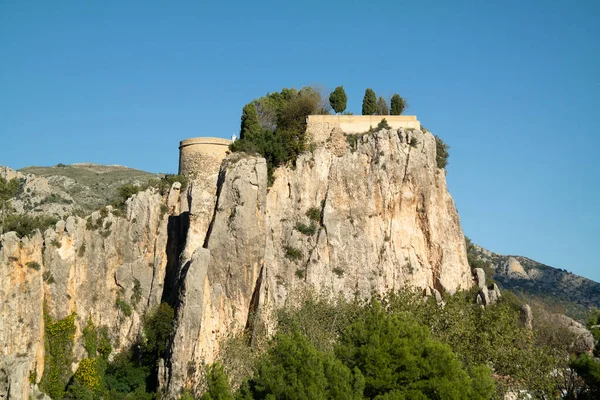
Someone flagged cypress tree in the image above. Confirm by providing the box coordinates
[390,94,406,115]
[376,96,389,115]
[329,86,348,114]
[361,89,377,115]
[239,103,262,140]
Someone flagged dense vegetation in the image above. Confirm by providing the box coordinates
[230,87,328,184]
[195,286,600,400]
[38,302,175,399]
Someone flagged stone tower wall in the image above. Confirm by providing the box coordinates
[178,137,231,180]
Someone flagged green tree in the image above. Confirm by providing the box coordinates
[335,301,494,399]
[361,88,377,115]
[143,302,174,357]
[435,135,450,169]
[376,96,389,115]
[200,363,234,400]
[248,331,363,400]
[570,353,600,399]
[0,176,19,234]
[240,103,262,141]
[329,86,348,114]
[390,94,406,115]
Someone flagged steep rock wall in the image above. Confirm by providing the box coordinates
[0,186,178,399]
[162,127,472,396]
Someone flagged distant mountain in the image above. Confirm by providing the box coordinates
[471,244,599,321]
[2,163,158,217]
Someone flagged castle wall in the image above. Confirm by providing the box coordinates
[178,137,231,179]
[306,115,421,143]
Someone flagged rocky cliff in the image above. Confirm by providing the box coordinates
[160,126,472,396]
[0,125,473,398]
[472,244,600,321]
[0,177,180,398]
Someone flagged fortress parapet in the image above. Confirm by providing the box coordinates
[179,137,231,180]
[306,115,421,143]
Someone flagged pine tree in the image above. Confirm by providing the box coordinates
[199,363,234,400]
[361,89,377,115]
[239,103,261,141]
[329,86,348,114]
[390,94,406,115]
[376,96,389,115]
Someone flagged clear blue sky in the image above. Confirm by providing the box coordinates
[1,1,599,280]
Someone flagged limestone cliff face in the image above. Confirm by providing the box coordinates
[1,126,472,398]
[161,127,472,396]
[0,186,177,399]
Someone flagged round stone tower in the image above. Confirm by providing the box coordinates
[178,137,231,180]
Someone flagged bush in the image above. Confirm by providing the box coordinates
[115,297,132,317]
[295,222,317,236]
[40,309,76,399]
[4,214,58,238]
[305,207,321,222]
[435,135,450,169]
[27,261,41,270]
[283,245,303,261]
[230,87,322,185]
[409,137,419,148]
[377,118,391,131]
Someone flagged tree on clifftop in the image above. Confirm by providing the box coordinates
[361,88,377,115]
[376,96,389,115]
[390,94,407,115]
[329,86,348,114]
[240,103,262,141]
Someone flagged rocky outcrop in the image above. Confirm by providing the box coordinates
[161,127,473,396]
[470,244,600,321]
[473,268,501,306]
[0,187,174,399]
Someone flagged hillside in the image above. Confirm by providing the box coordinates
[5,163,158,217]
[471,243,600,321]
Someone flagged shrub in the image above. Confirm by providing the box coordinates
[283,245,303,261]
[435,135,450,169]
[230,87,322,185]
[295,222,317,236]
[50,239,61,248]
[131,278,142,306]
[116,297,132,317]
[295,269,305,279]
[78,243,86,257]
[43,271,55,284]
[409,137,418,148]
[27,261,41,270]
[377,118,391,131]
[306,207,321,222]
[142,302,175,357]
[40,308,76,399]
[4,214,58,238]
